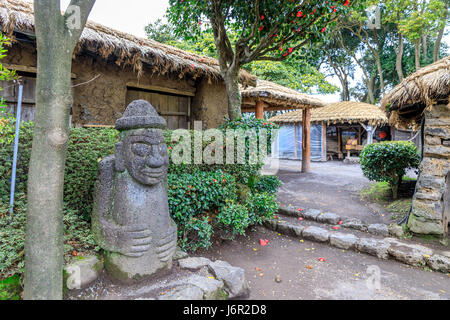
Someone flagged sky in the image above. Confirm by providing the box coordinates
[57,0,448,104]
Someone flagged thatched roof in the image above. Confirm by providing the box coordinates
[381,56,450,129]
[0,0,256,85]
[269,101,388,126]
[241,80,325,111]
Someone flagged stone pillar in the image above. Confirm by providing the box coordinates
[407,104,450,235]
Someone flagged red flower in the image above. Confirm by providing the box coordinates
[289,47,293,53]
[261,15,265,20]
[198,21,202,25]
[321,27,326,33]
[259,239,270,246]
[332,226,340,230]
[283,52,288,57]
[318,258,326,262]
[259,25,264,31]
[297,11,303,17]
[344,0,350,6]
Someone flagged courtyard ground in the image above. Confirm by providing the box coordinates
[262,159,417,225]
[196,226,450,300]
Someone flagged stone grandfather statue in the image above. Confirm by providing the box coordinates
[92,100,177,283]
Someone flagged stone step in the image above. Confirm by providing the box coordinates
[263,215,450,273]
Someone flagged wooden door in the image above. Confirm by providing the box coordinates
[126,88,190,130]
[0,76,36,122]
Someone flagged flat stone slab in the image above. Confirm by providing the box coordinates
[302,226,330,242]
[279,206,302,217]
[317,212,341,225]
[178,257,212,271]
[388,245,429,267]
[158,285,204,300]
[388,224,404,238]
[208,260,249,299]
[329,233,358,250]
[303,209,322,221]
[277,221,297,236]
[356,238,390,259]
[342,218,368,232]
[65,255,103,290]
[427,254,450,273]
[368,224,389,237]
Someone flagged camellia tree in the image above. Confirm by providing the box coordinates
[168,0,359,120]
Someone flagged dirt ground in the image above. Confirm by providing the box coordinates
[196,226,450,300]
[262,159,416,225]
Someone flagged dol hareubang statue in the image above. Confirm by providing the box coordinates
[92,100,177,282]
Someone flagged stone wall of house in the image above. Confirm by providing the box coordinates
[191,78,228,129]
[407,103,450,235]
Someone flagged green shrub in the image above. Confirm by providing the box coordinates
[246,192,279,225]
[216,202,251,237]
[360,141,420,199]
[253,175,282,194]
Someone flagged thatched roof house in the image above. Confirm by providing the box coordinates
[269,101,388,126]
[0,0,256,128]
[382,56,450,236]
[241,80,324,117]
[269,101,389,162]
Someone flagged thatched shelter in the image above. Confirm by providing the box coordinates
[269,101,389,162]
[382,56,450,236]
[0,0,256,129]
[241,80,325,172]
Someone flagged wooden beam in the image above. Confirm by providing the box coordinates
[126,82,196,97]
[5,63,77,79]
[255,100,265,119]
[302,107,311,173]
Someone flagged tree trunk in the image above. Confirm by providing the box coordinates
[223,67,242,120]
[433,3,448,62]
[414,39,421,71]
[396,33,404,81]
[25,0,95,300]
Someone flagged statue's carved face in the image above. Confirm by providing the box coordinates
[122,129,169,185]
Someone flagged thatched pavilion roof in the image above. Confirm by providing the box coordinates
[381,56,450,129]
[269,101,388,126]
[241,80,325,111]
[0,0,256,85]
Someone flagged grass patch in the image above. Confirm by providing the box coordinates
[360,181,391,202]
[0,275,21,300]
[387,199,412,220]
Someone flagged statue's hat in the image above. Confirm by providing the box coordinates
[115,100,167,130]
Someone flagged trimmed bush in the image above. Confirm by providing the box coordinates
[360,141,420,199]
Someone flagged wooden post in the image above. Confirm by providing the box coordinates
[337,127,342,153]
[302,107,311,173]
[294,124,298,159]
[255,100,264,119]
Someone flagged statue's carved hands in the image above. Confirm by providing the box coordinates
[156,223,177,262]
[105,223,152,258]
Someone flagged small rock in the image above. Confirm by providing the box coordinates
[356,238,390,259]
[173,247,189,260]
[427,254,450,273]
[342,218,368,232]
[208,260,249,299]
[186,275,225,300]
[178,257,212,271]
[291,225,305,238]
[302,209,322,221]
[329,233,358,250]
[302,226,330,242]
[274,275,282,283]
[316,212,341,225]
[388,224,404,238]
[158,285,204,300]
[368,224,389,237]
[277,222,297,236]
[65,255,103,290]
[388,245,428,267]
[263,219,278,231]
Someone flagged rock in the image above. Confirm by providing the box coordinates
[427,254,450,273]
[356,238,390,259]
[316,212,341,225]
[388,224,404,238]
[329,233,358,250]
[208,260,249,299]
[263,219,278,231]
[291,225,305,237]
[173,247,188,260]
[278,206,302,217]
[186,275,225,300]
[277,222,297,236]
[407,214,444,235]
[65,255,103,290]
[302,226,330,242]
[341,218,368,232]
[178,257,212,271]
[368,224,389,237]
[302,209,322,221]
[387,245,428,267]
[158,285,204,300]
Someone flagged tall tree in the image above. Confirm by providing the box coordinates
[25,0,95,300]
[168,0,358,120]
